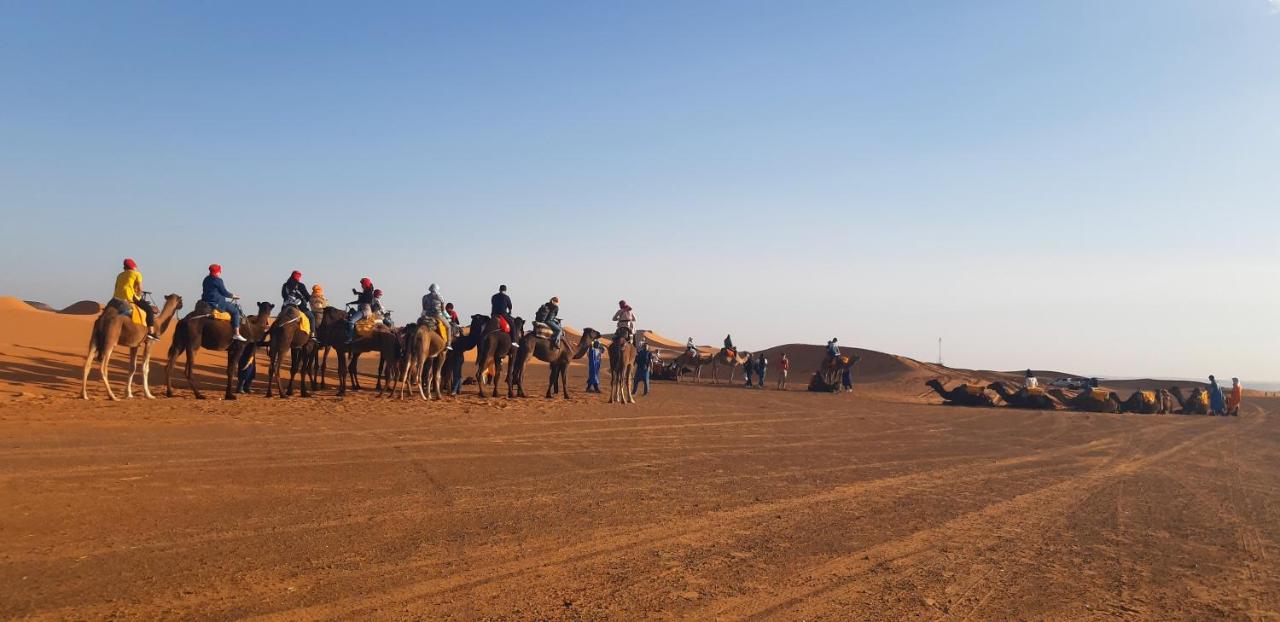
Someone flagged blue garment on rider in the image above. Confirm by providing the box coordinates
[202,275,233,305]
[827,342,840,358]
[545,318,563,346]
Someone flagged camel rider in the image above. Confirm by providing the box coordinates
[613,300,636,343]
[686,337,697,357]
[826,338,839,359]
[421,283,452,350]
[490,285,518,348]
[112,258,158,341]
[345,277,376,343]
[374,289,394,327]
[536,297,563,349]
[1024,369,1038,389]
[724,334,735,354]
[203,264,247,342]
[310,284,328,319]
[445,302,460,326]
[280,271,316,338]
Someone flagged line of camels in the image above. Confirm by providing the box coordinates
[925,379,1217,415]
[81,295,656,405]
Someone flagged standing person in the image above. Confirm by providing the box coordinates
[777,353,790,389]
[755,352,768,389]
[633,345,653,397]
[536,297,563,349]
[490,285,518,348]
[1227,377,1243,416]
[112,258,158,341]
[743,355,754,388]
[841,364,854,392]
[344,278,375,344]
[202,264,247,342]
[612,300,636,343]
[1024,369,1038,389]
[280,270,316,338]
[586,338,605,393]
[1208,375,1227,416]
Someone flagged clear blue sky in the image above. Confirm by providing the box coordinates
[2,1,1277,381]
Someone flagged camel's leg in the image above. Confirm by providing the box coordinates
[100,343,118,401]
[125,347,139,398]
[627,364,637,403]
[561,364,570,399]
[184,346,204,400]
[475,354,486,398]
[416,355,428,401]
[224,347,239,400]
[140,343,156,399]
[81,339,100,400]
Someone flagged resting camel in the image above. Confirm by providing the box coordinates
[1169,386,1210,415]
[397,319,449,400]
[673,349,714,382]
[512,326,591,399]
[607,330,637,404]
[474,315,524,398]
[165,301,273,400]
[81,294,183,400]
[987,381,1062,410]
[1117,389,1175,414]
[709,348,751,384]
[925,379,996,407]
[264,305,316,398]
[1047,387,1123,413]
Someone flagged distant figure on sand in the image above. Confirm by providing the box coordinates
[1228,378,1242,416]
[1208,375,1226,416]
[586,339,604,393]
[778,353,790,389]
[632,346,653,397]
[841,364,854,392]
[755,352,767,388]
[1024,369,1038,389]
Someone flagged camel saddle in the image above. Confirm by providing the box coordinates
[191,301,233,323]
[417,316,449,341]
[108,298,149,326]
[1087,388,1111,401]
[531,322,555,340]
[1193,390,1209,408]
[355,314,386,338]
[1138,390,1157,406]
[958,384,986,397]
[1024,386,1046,397]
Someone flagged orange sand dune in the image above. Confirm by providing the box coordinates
[59,300,103,315]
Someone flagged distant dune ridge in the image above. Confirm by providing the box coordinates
[58,300,102,315]
[24,300,55,312]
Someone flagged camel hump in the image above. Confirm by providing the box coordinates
[1025,386,1046,396]
[959,384,985,397]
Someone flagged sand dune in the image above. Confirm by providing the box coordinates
[0,296,37,312]
[59,300,102,315]
[24,300,55,312]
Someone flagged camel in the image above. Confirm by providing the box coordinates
[473,315,524,398]
[1169,386,1210,415]
[673,349,714,382]
[1117,389,1175,414]
[709,348,751,384]
[81,294,183,400]
[311,306,396,397]
[1047,387,1123,413]
[512,326,592,399]
[395,319,450,400]
[165,301,273,400]
[987,381,1062,410]
[925,379,997,407]
[606,330,637,404]
[264,305,316,398]
[441,314,486,395]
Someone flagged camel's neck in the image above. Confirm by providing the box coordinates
[928,383,948,398]
[992,384,1011,399]
[156,300,180,328]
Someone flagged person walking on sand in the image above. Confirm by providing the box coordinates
[203,264,247,342]
[777,353,790,390]
[112,258,158,341]
[1024,369,1038,389]
[755,352,768,389]
[633,345,653,397]
[1227,378,1243,416]
[1208,375,1227,416]
[586,338,605,393]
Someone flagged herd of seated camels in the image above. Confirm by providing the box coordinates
[924,378,1220,415]
[79,294,793,406]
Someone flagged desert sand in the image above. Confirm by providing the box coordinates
[1,300,1277,619]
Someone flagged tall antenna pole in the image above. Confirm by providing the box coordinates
[938,337,943,366]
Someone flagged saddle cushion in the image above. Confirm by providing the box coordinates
[531,322,554,340]
[355,316,383,337]
[1025,386,1046,396]
[1088,388,1112,401]
[1139,390,1156,405]
[296,312,310,335]
[212,309,232,322]
[959,384,986,397]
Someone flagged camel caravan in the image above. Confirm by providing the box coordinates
[924,378,1233,416]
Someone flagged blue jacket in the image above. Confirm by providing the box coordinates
[1209,381,1226,411]
[202,275,233,304]
[587,345,604,373]
[636,349,653,369]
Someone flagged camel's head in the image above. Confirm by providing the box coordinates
[469,314,488,329]
[579,328,601,343]
[926,378,943,389]
[509,317,525,339]
[163,293,184,310]
[255,301,275,316]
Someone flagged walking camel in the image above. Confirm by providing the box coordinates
[607,331,637,404]
[264,305,316,398]
[513,327,592,399]
[474,315,524,398]
[165,301,274,400]
[673,349,714,382]
[709,348,751,384]
[397,319,449,400]
[80,294,183,400]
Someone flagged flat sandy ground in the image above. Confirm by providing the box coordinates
[2,381,1278,620]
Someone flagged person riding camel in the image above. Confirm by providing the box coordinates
[374,289,394,327]
[536,297,563,349]
[490,285,518,348]
[280,270,316,338]
[202,264,247,342]
[724,334,735,355]
[445,302,460,326]
[310,284,328,316]
[420,283,452,351]
[826,338,840,359]
[613,300,636,344]
[112,258,158,341]
[345,277,376,344]
[686,337,697,356]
